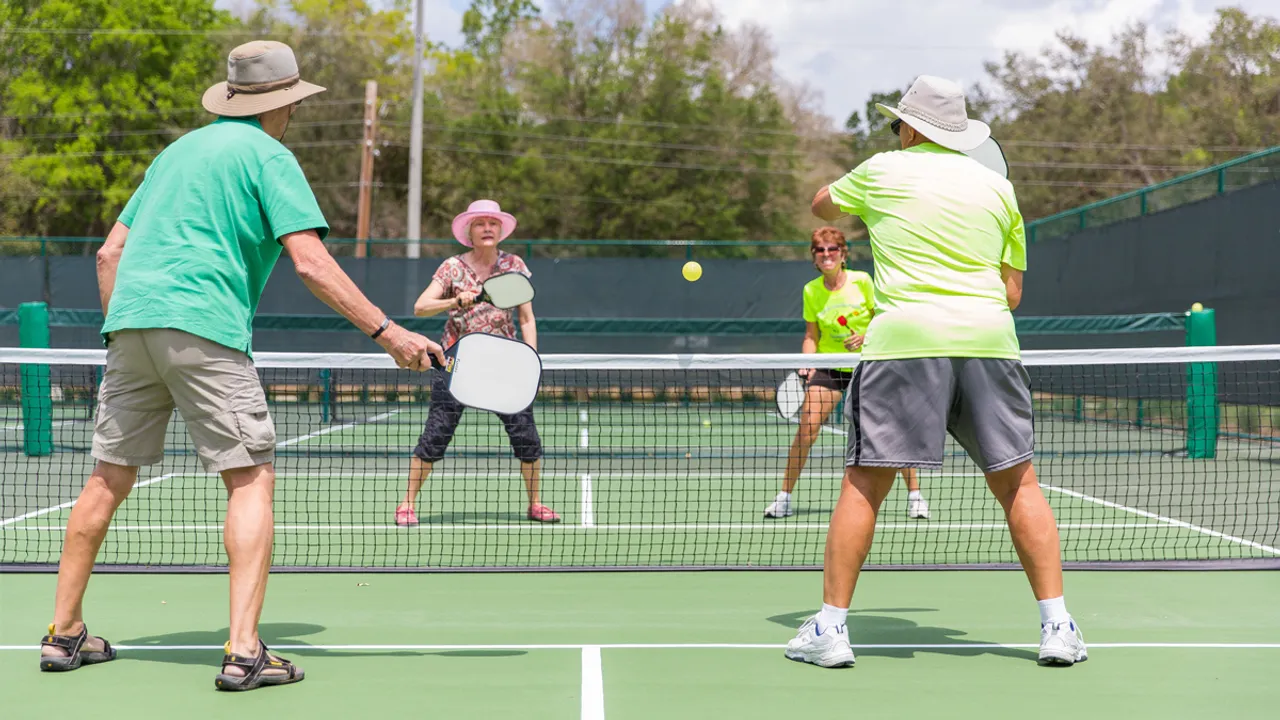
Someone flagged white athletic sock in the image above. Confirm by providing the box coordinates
[777,491,792,501]
[907,490,923,501]
[816,603,848,632]
[1038,596,1070,625]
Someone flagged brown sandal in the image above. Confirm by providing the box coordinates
[39,624,117,672]
[214,640,305,691]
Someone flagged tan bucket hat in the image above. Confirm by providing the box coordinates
[201,41,326,117]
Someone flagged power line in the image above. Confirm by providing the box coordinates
[0,181,373,199]
[6,120,366,142]
[383,121,806,158]
[2,103,1270,156]
[0,99,365,122]
[0,27,404,39]
[1002,139,1270,153]
[0,139,360,161]
[385,141,797,176]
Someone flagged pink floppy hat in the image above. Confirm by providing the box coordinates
[451,199,518,247]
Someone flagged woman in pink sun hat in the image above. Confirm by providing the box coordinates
[395,199,560,525]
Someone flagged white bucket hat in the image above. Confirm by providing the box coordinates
[876,75,990,152]
[451,199,518,247]
[202,41,327,117]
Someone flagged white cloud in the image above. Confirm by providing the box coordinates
[704,0,1275,128]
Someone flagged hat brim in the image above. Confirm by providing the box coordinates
[876,103,990,152]
[452,211,518,247]
[202,80,327,117]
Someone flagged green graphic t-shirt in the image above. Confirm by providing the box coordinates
[826,143,1026,361]
[802,270,875,369]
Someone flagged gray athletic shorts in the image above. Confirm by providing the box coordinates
[844,358,1034,473]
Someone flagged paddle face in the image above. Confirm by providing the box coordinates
[966,137,1008,178]
[433,333,542,414]
[775,372,806,420]
[481,272,536,310]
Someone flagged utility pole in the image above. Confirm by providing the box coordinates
[356,80,379,257]
[406,0,425,260]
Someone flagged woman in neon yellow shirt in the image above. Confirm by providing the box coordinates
[764,227,929,520]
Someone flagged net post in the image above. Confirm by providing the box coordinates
[18,301,54,457]
[320,368,332,424]
[1185,306,1218,459]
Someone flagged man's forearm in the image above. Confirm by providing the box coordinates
[295,252,387,335]
[97,259,119,314]
[96,223,129,314]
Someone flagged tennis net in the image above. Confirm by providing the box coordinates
[2,346,1278,571]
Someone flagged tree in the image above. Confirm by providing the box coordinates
[0,0,232,241]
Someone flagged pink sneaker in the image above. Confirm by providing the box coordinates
[394,506,419,527]
[526,504,561,523]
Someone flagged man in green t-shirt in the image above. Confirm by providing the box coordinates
[37,41,445,691]
[783,76,1086,670]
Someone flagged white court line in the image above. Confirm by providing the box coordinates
[581,646,605,720]
[1041,484,1280,556]
[0,471,182,528]
[2,522,1172,532]
[581,475,595,528]
[0,642,1276,651]
[276,410,400,447]
[0,420,84,432]
[0,411,400,527]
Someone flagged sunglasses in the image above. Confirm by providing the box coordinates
[812,246,843,255]
[891,118,903,136]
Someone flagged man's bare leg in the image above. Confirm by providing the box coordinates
[43,462,136,657]
[985,461,1062,599]
[822,466,898,607]
[221,463,280,675]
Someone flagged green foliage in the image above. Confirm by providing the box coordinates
[0,0,231,240]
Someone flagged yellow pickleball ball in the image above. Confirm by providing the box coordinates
[682,261,702,282]
[1191,302,1204,312]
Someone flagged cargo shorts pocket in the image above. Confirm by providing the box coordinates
[189,408,277,473]
[236,409,277,455]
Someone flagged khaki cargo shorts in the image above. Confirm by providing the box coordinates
[92,329,276,472]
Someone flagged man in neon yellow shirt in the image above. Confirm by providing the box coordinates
[784,75,1086,669]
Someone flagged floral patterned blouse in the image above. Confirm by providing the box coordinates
[432,251,531,348]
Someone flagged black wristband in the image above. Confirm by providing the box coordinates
[370,317,391,340]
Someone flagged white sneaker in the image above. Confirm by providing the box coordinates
[907,497,930,519]
[764,492,793,518]
[1039,619,1088,666]
[784,616,855,668]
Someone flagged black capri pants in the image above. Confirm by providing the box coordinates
[413,369,543,463]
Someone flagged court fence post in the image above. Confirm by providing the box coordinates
[19,301,54,457]
[1185,306,1217,459]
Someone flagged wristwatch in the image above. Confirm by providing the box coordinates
[370,316,391,339]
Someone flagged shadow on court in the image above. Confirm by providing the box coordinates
[766,608,1038,662]
[118,622,527,666]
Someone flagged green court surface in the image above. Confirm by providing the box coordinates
[1,571,1277,719]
